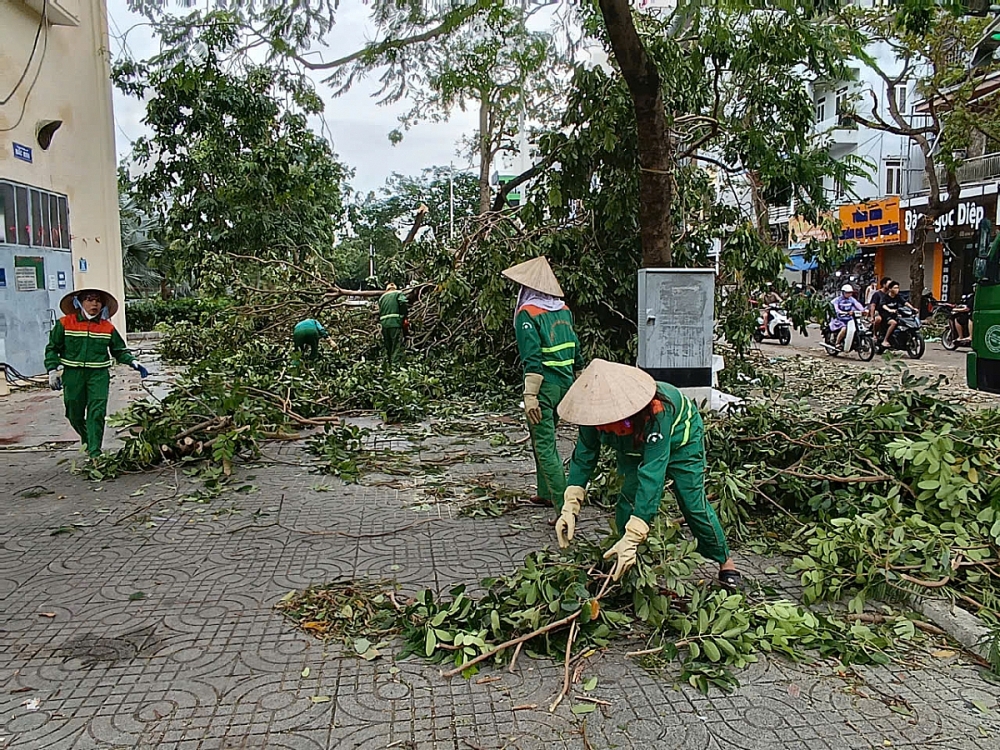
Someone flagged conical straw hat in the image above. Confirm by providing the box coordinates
[59,288,119,318]
[557,359,657,426]
[501,256,564,298]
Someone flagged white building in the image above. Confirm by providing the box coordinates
[1,0,126,376]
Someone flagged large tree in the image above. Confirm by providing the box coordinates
[584,0,862,267]
[114,19,348,291]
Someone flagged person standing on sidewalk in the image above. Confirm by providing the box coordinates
[555,359,741,588]
[378,283,409,368]
[44,289,148,459]
[502,256,585,509]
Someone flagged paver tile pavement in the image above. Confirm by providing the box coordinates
[2,447,1000,749]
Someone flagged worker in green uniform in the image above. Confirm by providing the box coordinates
[378,283,409,367]
[502,256,585,508]
[44,289,148,459]
[293,318,328,359]
[556,359,741,588]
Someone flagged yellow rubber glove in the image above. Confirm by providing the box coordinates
[603,516,650,581]
[523,373,543,425]
[556,486,585,549]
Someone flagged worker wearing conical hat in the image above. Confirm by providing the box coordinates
[502,256,585,509]
[556,359,741,588]
[43,289,149,459]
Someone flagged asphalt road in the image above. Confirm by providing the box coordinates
[757,323,971,379]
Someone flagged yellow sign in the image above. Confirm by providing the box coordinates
[838,198,901,246]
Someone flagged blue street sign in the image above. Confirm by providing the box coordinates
[78,258,88,273]
[57,270,67,289]
[13,143,32,163]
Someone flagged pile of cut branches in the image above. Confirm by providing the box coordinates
[706,365,1000,627]
[277,520,948,695]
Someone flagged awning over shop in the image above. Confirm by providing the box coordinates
[786,253,818,272]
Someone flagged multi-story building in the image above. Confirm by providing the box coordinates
[797,6,1000,302]
[1,0,125,377]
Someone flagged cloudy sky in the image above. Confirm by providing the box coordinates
[106,0,482,196]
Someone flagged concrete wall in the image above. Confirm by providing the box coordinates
[0,0,125,367]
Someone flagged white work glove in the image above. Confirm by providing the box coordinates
[48,369,62,391]
[523,373,543,426]
[603,516,650,581]
[556,486,585,549]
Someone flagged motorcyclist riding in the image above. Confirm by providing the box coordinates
[759,284,783,334]
[830,283,864,350]
[867,276,892,342]
[954,288,975,344]
[878,281,917,350]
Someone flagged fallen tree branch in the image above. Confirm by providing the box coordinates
[549,619,578,713]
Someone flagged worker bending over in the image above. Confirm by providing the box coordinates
[556,359,741,588]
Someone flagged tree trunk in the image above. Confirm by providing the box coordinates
[598,0,673,267]
[909,216,930,311]
[478,91,492,214]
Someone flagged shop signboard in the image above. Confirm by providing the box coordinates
[788,214,832,250]
[903,193,999,244]
[838,198,901,246]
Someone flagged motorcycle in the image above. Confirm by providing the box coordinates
[878,312,926,359]
[930,300,973,351]
[753,303,792,346]
[821,312,875,361]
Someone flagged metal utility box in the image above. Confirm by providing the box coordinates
[637,268,714,388]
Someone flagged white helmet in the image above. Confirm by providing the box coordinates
[841,284,854,293]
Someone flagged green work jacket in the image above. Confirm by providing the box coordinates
[566,382,700,523]
[294,319,327,338]
[379,291,408,329]
[515,304,584,389]
[44,313,135,371]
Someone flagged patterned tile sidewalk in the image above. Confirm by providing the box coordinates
[2,441,1000,750]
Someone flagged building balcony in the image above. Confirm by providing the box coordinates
[920,152,1000,190]
[814,115,860,147]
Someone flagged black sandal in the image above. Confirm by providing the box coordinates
[719,570,743,590]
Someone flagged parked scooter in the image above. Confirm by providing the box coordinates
[878,312,926,359]
[753,303,792,345]
[821,312,875,361]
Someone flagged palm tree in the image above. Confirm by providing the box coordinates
[119,193,164,298]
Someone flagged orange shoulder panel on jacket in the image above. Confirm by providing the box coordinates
[651,399,666,415]
[516,303,569,318]
[61,315,115,334]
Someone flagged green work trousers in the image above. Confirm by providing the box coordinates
[529,379,570,505]
[293,330,321,359]
[382,327,404,366]
[62,367,110,457]
[615,425,730,564]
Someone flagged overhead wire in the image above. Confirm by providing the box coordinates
[0,9,49,134]
[0,2,46,107]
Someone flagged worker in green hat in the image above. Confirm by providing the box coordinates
[378,283,409,367]
[293,318,328,359]
[502,256,585,508]
[556,358,741,588]
[44,288,148,459]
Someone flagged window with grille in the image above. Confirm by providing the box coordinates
[0,180,71,250]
